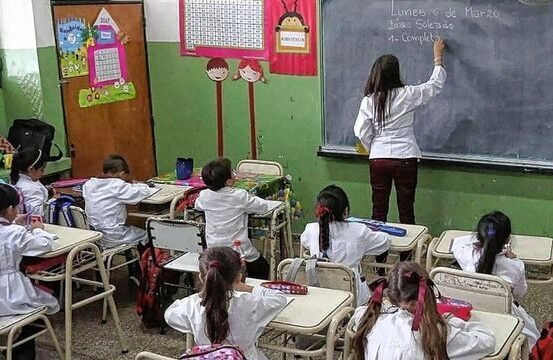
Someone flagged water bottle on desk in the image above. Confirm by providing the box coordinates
[232,239,247,282]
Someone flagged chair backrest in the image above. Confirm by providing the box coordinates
[146,217,205,253]
[135,352,176,360]
[430,267,513,313]
[277,258,357,304]
[236,160,283,176]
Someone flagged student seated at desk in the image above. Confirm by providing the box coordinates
[11,148,52,216]
[301,185,391,306]
[451,211,540,348]
[195,158,272,279]
[353,261,495,360]
[83,154,158,249]
[165,247,286,360]
[0,184,59,359]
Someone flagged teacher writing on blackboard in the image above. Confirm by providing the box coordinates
[354,38,446,226]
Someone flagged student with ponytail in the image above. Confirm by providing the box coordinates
[300,185,391,305]
[452,211,540,348]
[11,147,50,216]
[165,247,286,359]
[352,261,495,360]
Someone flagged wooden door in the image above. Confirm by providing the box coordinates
[53,2,156,180]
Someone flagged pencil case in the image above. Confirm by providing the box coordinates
[347,217,407,237]
[436,297,473,321]
[261,281,308,295]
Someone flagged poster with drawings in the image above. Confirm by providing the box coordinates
[79,8,136,108]
[57,17,89,78]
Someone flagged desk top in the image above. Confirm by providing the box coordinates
[42,224,102,258]
[435,230,553,264]
[142,184,191,205]
[247,278,353,332]
[386,223,428,250]
[470,310,522,359]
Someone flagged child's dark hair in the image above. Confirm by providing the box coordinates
[10,148,47,184]
[201,158,232,191]
[315,185,349,253]
[198,246,242,343]
[0,184,21,213]
[364,54,404,130]
[353,261,448,360]
[102,154,129,174]
[475,211,512,275]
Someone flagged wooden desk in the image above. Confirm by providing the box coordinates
[142,184,191,205]
[28,225,128,359]
[427,230,553,284]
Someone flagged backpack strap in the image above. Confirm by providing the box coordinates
[60,202,75,227]
[284,258,305,282]
[305,258,320,287]
[46,198,60,224]
[48,143,63,162]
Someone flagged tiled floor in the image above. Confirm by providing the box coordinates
[27,257,553,359]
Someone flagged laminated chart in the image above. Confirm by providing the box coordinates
[180,0,269,59]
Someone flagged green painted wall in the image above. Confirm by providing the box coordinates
[147,42,553,236]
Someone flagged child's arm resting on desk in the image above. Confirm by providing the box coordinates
[18,227,56,257]
[242,286,287,326]
[117,182,158,205]
[361,226,392,256]
[446,317,496,359]
[243,192,269,214]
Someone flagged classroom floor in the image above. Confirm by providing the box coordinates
[31,256,553,360]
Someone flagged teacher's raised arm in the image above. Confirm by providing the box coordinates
[353,38,446,229]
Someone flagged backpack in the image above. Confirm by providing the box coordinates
[45,196,76,227]
[136,247,171,328]
[180,344,246,360]
[532,321,553,360]
[8,119,63,161]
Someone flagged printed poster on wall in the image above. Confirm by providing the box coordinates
[78,8,136,108]
[57,18,89,78]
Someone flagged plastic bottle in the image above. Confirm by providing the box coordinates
[232,239,247,281]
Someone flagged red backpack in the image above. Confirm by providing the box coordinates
[532,321,553,360]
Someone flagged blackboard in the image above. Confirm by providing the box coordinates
[322,0,553,169]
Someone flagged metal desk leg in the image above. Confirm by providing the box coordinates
[415,234,431,265]
[425,238,438,273]
[284,206,294,258]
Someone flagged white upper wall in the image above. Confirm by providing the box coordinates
[33,0,55,48]
[0,0,37,49]
[144,0,180,42]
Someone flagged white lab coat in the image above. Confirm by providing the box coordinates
[165,286,287,360]
[354,66,446,159]
[353,305,496,360]
[15,173,48,216]
[195,187,269,261]
[0,218,60,316]
[82,177,157,249]
[300,222,391,306]
[452,235,540,348]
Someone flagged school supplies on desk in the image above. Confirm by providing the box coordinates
[261,281,308,295]
[346,217,407,237]
[150,171,205,187]
[51,178,88,188]
[437,297,473,321]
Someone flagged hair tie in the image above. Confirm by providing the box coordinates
[368,278,388,305]
[209,260,220,269]
[30,149,43,168]
[315,204,331,218]
[487,225,496,238]
[402,272,429,331]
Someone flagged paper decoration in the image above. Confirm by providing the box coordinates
[78,80,136,108]
[180,0,270,59]
[206,58,229,156]
[57,18,89,78]
[233,59,267,159]
[93,8,120,34]
[269,0,318,76]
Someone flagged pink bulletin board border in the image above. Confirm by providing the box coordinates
[88,41,128,88]
[179,0,270,60]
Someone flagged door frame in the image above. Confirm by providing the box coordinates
[50,0,158,176]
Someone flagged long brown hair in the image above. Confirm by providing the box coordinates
[364,54,404,130]
[353,261,449,360]
[198,246,242,343]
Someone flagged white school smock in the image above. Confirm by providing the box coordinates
[300,221,391,306]
[15,173,48,216]
[165,286,287,360]
[354,65,446,159]
[195,187,269,261]
[82,177,157,249]
[0,218,60,316]
[452,235,540,348]
[353,306,495,360]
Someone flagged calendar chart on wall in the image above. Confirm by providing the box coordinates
[180,0,268,59]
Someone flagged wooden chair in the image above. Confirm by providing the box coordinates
[0,307,63,360]
[236,159,283,176]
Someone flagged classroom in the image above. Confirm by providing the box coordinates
[0,0,552,359]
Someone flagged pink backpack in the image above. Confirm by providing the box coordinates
[180,344,246,360]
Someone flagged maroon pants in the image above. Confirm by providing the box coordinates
[369,158,418,224]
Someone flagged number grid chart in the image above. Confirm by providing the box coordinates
[93,48,122,83]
